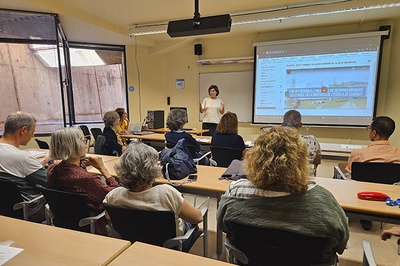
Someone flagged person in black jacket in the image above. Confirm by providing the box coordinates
[102,111,126,156]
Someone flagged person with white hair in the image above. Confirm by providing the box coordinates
[47,127,119,235]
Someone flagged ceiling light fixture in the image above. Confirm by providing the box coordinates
[128,0,400,37]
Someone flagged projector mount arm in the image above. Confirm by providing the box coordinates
[193,0,201,28]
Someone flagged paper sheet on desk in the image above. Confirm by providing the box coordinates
[0,245,23,265]
[196,138,210,143]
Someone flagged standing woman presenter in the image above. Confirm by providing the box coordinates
[199,85,224,136]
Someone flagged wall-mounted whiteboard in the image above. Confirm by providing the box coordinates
[199,71,253,122]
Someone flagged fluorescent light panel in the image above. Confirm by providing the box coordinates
[129,2,400,36]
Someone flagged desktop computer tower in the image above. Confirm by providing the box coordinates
[147,110,164,129]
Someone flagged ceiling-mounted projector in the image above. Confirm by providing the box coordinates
[167,14,231,37]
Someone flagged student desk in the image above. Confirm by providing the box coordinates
[315,177,400,224]
[149,127,209,135]
[108,241,233,266]
[0,215,130,265]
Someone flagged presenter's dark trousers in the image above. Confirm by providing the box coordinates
[202,122,217,136]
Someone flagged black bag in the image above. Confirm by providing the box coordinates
[160,139,197,180]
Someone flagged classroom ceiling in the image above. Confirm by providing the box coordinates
[0,0,399,47]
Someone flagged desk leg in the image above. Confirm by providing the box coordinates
[216,193,223,255]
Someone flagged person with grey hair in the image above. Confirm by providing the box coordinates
[47,127,119,235]
[283,109,321,176]
[165,109,201,151]
[104,142,202,236]
[0,111,49,221]
[165,109,209,164]
[102,110,126,156]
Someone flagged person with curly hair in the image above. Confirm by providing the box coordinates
[217,127,349,262]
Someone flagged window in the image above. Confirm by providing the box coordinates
[0,9,127,133]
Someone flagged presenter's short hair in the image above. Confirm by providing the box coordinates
[208,85,219,96]
[103,111,119,127]
[4,111,37,134]
[283,110,302,129]
[244,127,309,194]
[371,116,395,139]
[115,142,161,190]
[166,109,187,131]
[216,112,239,134]
[50,127,85,161]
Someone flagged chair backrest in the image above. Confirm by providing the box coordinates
[90,128,103,141]
[94,135,107,154]
[40,187,92,232]
[362,240,377,266]
[79,125,91,141]
[0,178,24,219]
[351,162,400,184]
[166,143,197,159]
[228,222,330,266]
[35,138,49,149]
[210,146,243,167]
[104,203,176,246]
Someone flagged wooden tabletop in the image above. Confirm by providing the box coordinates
[155,165,228,194]
[0,216,130,266]
[108,242,233,266]
[150,127,209,135]
[315,177,400,218]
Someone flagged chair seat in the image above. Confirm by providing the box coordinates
[104,197,209,255]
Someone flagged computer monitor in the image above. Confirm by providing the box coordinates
[170,107,188,124]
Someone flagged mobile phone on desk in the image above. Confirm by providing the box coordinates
[188,175,197,181]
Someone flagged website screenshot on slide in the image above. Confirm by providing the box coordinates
[253,43,379,125]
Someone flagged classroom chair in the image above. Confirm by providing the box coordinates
[209,146,243,167]
[104,197,209,256]
[35,138,49,149]
[79,125,92,153]
[166,143,211,165]
[40,187,104,233]
[224,222,337,266]
[351,162,400,184]
[362,240,377,266]
[0,177,44,222]
[90,127,103,142]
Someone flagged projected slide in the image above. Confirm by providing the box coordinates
[253,33,384,126]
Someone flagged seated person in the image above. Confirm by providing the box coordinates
[47,127,119,235]
[165,109,208,164]
[104,142,202,236]
[102,110,127,156]
[346,116,400,174]
[345,116,400,230]
[217,127,349,262]
[115,107,129,134]
[211,111,246,153]
[283,110,321,176]
[0,111,50,222]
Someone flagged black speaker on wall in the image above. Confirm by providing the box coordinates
[194,44,202,55]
